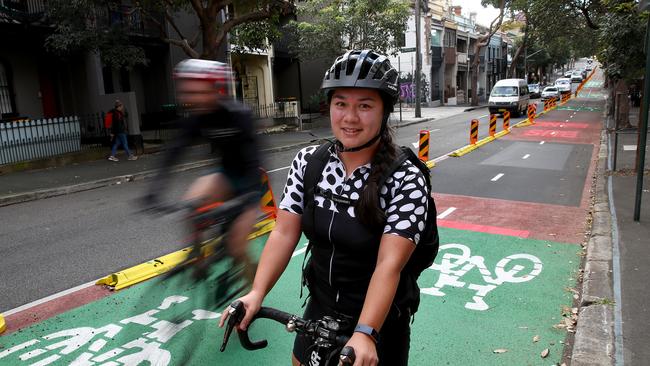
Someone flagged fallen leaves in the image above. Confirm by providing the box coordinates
[541,348,550,358]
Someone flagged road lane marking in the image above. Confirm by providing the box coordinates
[292,247,307,258]
[540,141,545,145]
[3,279,98,316]
[436,207,457,219]
[491,173,504,182]
[623,145,637,151]
[267,166,290,173]
[522,154,530,159]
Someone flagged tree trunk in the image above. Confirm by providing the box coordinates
[508,15,527,78]
[508,42,525,78]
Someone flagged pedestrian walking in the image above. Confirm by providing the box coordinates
[107,100,137,161]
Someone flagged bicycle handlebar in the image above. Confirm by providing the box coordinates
[221,300,356,365]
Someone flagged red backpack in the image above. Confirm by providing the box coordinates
[104,111,113,129]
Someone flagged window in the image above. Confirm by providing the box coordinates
[444,29,456,48]
[431,29,441,47]
[0,60,16,117]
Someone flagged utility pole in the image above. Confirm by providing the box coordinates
[415,0,422,117]
[634,0,650,220]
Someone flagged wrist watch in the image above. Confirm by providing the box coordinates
[354,324,380,343]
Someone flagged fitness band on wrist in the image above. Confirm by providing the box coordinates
[354,324,379,343]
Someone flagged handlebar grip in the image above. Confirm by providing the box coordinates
[338,346,356,365]
[236,307,294,350]
[237,331,269,350]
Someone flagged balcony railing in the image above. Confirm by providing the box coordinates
[0,0,47,22]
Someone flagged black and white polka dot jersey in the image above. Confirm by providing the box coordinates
[279,144,429,245]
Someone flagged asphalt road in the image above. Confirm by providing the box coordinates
[0,95,558,313]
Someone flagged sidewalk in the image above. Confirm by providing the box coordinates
[606,110,650,365]
[0,106,461,206]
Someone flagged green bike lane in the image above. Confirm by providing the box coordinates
[1,85,608,364]
[0,227,579,365]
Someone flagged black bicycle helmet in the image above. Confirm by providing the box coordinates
[321,50,399,105]
[321,50,399,152]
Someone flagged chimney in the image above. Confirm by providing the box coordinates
[453,6,462,16]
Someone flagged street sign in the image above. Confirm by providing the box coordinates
[401,47,416,53]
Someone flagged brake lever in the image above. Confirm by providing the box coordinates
[220,300,245,352]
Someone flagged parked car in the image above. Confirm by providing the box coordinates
[581,69,588,79]
[541,86,561,101]
[585,65,593,72]
[528,83,541,98]
[488,79,530,117]
[555,78,572,94]
[564,70,573,78]
[570,71,583,83]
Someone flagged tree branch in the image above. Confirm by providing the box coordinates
[578,5,599,30]
[215,8,273,48]
[190,0,208,25]
[164,37,200,58]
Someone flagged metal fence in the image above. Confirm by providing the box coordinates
[0,114,109,165]
[249,101,300,120]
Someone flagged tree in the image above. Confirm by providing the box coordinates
[45,0,295,69]
[470,0,508,106]
[286,0,411,60]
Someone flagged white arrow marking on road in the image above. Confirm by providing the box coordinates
[522,154,530,159]
[437,207,457,219]
[491,173,505,182]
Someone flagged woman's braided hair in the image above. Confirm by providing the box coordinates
[354,96,398,228]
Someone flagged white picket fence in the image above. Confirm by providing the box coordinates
[0,116,81,165]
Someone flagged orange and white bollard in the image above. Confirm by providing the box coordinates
[259,168,278,219]
[470,119,479,145]
[418,130,430,162]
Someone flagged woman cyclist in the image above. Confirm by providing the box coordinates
[145,59,261,282]
[219,50,430,366]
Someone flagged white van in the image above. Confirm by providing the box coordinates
[488,79,530,117]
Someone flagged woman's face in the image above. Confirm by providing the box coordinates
[330,88,384,150]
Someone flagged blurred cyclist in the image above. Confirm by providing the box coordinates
[145,59,262,282]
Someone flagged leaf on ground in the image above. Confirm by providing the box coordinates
[493,349,508,354]
[533,335,540,343]
[541,348,550,358]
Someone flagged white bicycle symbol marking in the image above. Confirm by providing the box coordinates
[421,243,543,311]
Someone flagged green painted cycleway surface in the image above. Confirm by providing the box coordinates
[0,228,580,365]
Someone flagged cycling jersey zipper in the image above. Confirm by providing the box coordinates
[327,209,335,286]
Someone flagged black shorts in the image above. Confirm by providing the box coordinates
[292,298,411,366]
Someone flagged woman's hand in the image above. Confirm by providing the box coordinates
[344,332,378,366]
[218,290,264,331]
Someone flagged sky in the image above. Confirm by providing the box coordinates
[451,0,506,28]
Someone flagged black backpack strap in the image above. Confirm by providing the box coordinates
[300,141,333,300]
[377,146,432,191]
